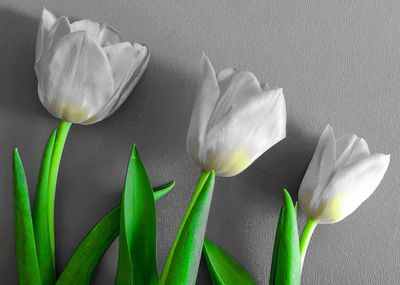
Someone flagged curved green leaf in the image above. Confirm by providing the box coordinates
[115,145,158,285]
[153,181,175,201]
[32,129,56,285]
[13,149,42,285]
[269,189,300,285]
[56,181,174,285]
[203,238,255,285]
[160,171,215,285]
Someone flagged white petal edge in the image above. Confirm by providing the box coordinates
[186,53,220,168]
[82,43,150,124]
[299,125,336,211]
[70,19,106,43]
[35,8,57,63]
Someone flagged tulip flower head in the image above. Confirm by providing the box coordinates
[35,8,150,124]
[299,125,390,224]
[186,54,286,177]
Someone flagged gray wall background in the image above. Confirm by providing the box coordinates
[0,0,398,284]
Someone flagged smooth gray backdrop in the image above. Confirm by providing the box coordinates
[0,1,398,284]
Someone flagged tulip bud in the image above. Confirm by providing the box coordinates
[299,125,390,224]
[35,8,150,124]
[186,54,286,177]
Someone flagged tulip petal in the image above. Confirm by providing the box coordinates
[216,67,238,96]
[35,16,72,76]
[203,88,286,176]
[335,134,357,163]
[45,16,72,54]
[105,44,149,114]
[343,138,370,167]
[41,31,114,123]
[99,26,124,47]
[208,71,263,129]
[187,53,220,166]
[315,153,390,223]
[82,43,149,124]
[36,16,73,105]
[217,68,237,82]
[36,8,58,63]
[299,125,336,215]
[105,43,143,96]
[71,19,106,43]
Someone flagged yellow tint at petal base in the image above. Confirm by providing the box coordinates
[50,101,90,123]
[314,194,345,223]
[209,149,252,176]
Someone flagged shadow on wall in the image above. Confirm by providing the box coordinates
[0,9,46,116]
[0,8,44,285]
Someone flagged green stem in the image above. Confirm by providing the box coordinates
[48,120,72,262]
[299,218,318,271]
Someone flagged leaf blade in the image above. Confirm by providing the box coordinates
[269,189,301,285]
[56,181,175,285]
[32,129,57,285]
[160,171,215,285]
[203,238,255,285]
[153,181,175,201]
[269,206,284,285]
[13,149,42,285]
[115,145,158,285]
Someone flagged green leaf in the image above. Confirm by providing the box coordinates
[160,171,216,285]
[32,120,71,285]
[153,181,175,201]
[13,149,42,285]
[32,129,57,285]
[115,145,158,285]
[269,207,283,285]
[203,238,256,285]
[56,181,175,285]
[269,189,300,285]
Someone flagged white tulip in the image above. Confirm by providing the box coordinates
[34,8,150,124]
[299,125,390,224]
[186,54,286,177]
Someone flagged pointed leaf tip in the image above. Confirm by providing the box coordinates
[269,188,300,285]
[13,148,42,285]
[130,144,139,159]
[282,189,294,208]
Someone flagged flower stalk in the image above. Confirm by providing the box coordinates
[47,120,72,254]
[299,218,318,270]
[32,120,71,285]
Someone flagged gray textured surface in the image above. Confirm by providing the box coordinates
[0,1,398,284]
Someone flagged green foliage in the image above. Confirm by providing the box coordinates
[115,145,158,285]
[56,181,174,285]
[32,129,57,285]
[160,171,216,285]
[13,149,42,285]
[269,189,301,285]
[203,238,255,285]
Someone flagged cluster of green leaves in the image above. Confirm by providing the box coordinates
[13,132,175,284]
[13,127,299,285]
